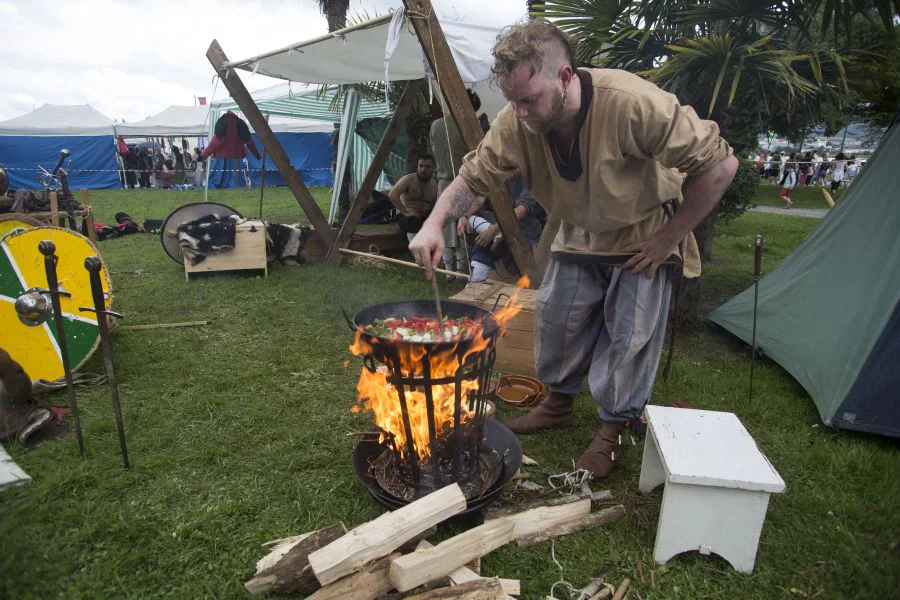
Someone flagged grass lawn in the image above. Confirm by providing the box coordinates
[2,189,898,599]
[752,183,844,209]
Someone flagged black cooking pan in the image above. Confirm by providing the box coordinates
[344,299,499,351]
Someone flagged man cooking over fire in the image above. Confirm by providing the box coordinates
[409,19,738,479]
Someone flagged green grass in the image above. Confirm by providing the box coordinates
[752,183,843,209]
[2,190,898,599]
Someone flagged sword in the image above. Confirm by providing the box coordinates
[79,257,129,468]
[38,240,85,455]
[749,234,763,400]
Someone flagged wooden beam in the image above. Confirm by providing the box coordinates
[517,504,626,548]
[306,552,399,600]
[417,541,520,596]
[325,79,424,264]
[244,522,348,597]
[205,39,336,246]
[402,0,536,284]
[308,483,467,586]
[80,190,96,243]
[389,518,514,592]
[485,497,591,541]
[48,191,61,227]
[403,579,508,600]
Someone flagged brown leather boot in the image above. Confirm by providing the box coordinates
[575,420,627,479]
[504,391,574,434]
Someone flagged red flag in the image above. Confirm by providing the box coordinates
[198,97,207,106]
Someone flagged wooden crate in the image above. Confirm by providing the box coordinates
[184,220,267,279]
[451,281,538,377]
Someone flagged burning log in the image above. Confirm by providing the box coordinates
[306,553,399,600]
[244,522,348,597]
[402,578,509,599]
[485,497,591,540]
[389,519,515,592]
[517,505,626,548]
[417,540,520,595]
[308,483,467,586]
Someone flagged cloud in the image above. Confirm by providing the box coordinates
[0,0,526,122]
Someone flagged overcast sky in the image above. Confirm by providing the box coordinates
[0,0,527,123]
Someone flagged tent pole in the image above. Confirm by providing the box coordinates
[325,79,423,264]
[329,88,360,225]
[403,0,536,284]
[206,39,337,246]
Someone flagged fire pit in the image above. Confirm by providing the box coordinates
[345,299,523,513]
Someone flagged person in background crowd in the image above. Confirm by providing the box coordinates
[767,153,781,184]
[138,148,154,188]
[846,158,859,186]
[780,163,797,208]
[831,152,847,192]
[173,146,186,185]
[812,153,826,185]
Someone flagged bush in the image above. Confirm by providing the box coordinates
[715,158,759,225]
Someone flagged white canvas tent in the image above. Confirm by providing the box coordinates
[115,105,211,137]
[225,12,500,86]
[0,104,116,136]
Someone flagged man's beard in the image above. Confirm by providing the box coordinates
[521,87,565,135]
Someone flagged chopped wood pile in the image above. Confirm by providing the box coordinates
[244,481,625,599]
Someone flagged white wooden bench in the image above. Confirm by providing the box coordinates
[639,405,785,573]
[1,444,31,490]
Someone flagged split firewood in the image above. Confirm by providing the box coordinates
[486,497,591,540]
[417,540,520,596]
[402,578,507,599]
[517,504,626,548]
[511,470,531,480]
[521,455,539,466]
[244,522,348,597]
[397,526,438,553]
[484,493,585,520]
[591,490,613,502]
[309,483,467,586]
[587,588,612,600]
[306,553,399,600]
[612,578,631,600]
[389,519,515,592]
[464,556,481,574]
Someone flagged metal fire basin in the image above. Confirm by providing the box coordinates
[352,418,522,516]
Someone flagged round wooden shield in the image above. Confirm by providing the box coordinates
[160,202,242,263]
[0,213,46,239]
[0,226,112,383]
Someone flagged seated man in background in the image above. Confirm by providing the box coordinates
[389,155,438,243]
[462,174,546,282]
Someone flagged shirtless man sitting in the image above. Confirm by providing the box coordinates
[389,155,438,242]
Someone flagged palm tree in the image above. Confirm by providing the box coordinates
[532,0,889,323]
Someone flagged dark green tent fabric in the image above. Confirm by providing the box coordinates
[354,118,408,186]
[710,118,900,436]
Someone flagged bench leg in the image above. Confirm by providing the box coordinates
[638,432,666,493]
[653,483,771,574]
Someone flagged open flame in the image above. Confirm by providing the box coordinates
[349,277,530,460]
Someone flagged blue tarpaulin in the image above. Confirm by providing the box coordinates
[0,135,120,190]
[0,104,120,190]
[206,132,333,189]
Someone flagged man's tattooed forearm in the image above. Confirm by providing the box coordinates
[446,188,478,221]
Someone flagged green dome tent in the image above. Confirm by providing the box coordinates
[710,116,900,437]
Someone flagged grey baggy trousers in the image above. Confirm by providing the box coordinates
[534,258,672,423]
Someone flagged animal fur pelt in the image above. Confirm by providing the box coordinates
[265,223,310,265]
[177,213,240,265]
